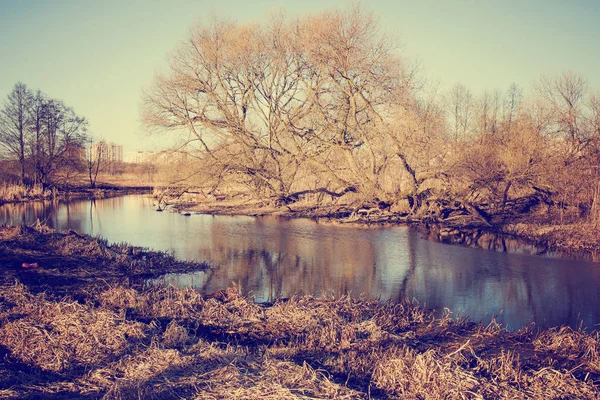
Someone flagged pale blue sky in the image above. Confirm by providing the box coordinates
[1,0,598,151]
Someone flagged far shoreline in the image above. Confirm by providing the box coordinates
[171,198,600,262]
[0,185,152,206]
[4,188,600,262]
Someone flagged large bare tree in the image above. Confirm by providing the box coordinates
[143,7,419,204]
[142,6,600,226]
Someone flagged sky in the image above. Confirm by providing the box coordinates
[0,0,599,152]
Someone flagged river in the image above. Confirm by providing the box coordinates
[2,194,599,331]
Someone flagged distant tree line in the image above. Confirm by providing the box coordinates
[0,83,88,188]
[139,6,596,225]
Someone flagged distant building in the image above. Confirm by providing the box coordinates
[125,151,155,164]
[125,150,188,164]
[90,141,123,163]
[108,142,123,163]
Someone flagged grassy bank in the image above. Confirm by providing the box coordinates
[0,183,55,204]
[0,183,151,206]
[0,224,204,296]
[503,222,600,255]
[0,226,599,398]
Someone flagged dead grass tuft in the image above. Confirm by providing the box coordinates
[98,286,142,310]
[190,357,362,400]
[0,287,147,372]
[162,320,191,347]
[81,345,197,399]
[371,346,479,399]
[534,326,600,372]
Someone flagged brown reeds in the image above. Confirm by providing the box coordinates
[1,226,599,398]
[0,285,147,373]
[0,183,53,203]
[0,281,599,398]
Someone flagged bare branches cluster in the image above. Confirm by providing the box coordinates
[0,83,88,188]
[143,7,424,203]
[144,6,600,223]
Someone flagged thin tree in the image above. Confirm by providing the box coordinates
[86,138,105,188]
[448,83,473,140]
[28,90,47,185]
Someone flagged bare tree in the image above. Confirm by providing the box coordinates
[589,93,600,140]
[35,99,88,188]
[0,84,88,188]
[535,72,588,150]
[386,83,448,203]
[0,83,33,184]
[503,83,523,130]
[475,90,502,138]
[447,83,473,140]
[86,138,105,188]
[143,6,415,203]
[28,90,47,185]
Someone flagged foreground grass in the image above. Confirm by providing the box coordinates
[0,226,599,399]
[0,283,599,399]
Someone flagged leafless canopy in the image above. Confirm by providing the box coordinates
[143,7,426,202]
[143,6,600,224]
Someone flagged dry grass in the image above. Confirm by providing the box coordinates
[1,282,598,399]
[0,284,147,373]
[0,227,599,398]
[371,347,479,398]
[0,225,207,297]
[0,183,53,203]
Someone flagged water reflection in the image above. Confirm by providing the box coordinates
[420,224,600,261]
[1,195,600,330]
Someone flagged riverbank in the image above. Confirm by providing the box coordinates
[0,225,599,398]
[503,222,600,255]
[0,224,205,296]
[0,183,152,206]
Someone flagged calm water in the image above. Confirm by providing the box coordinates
[2,195,600,330]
